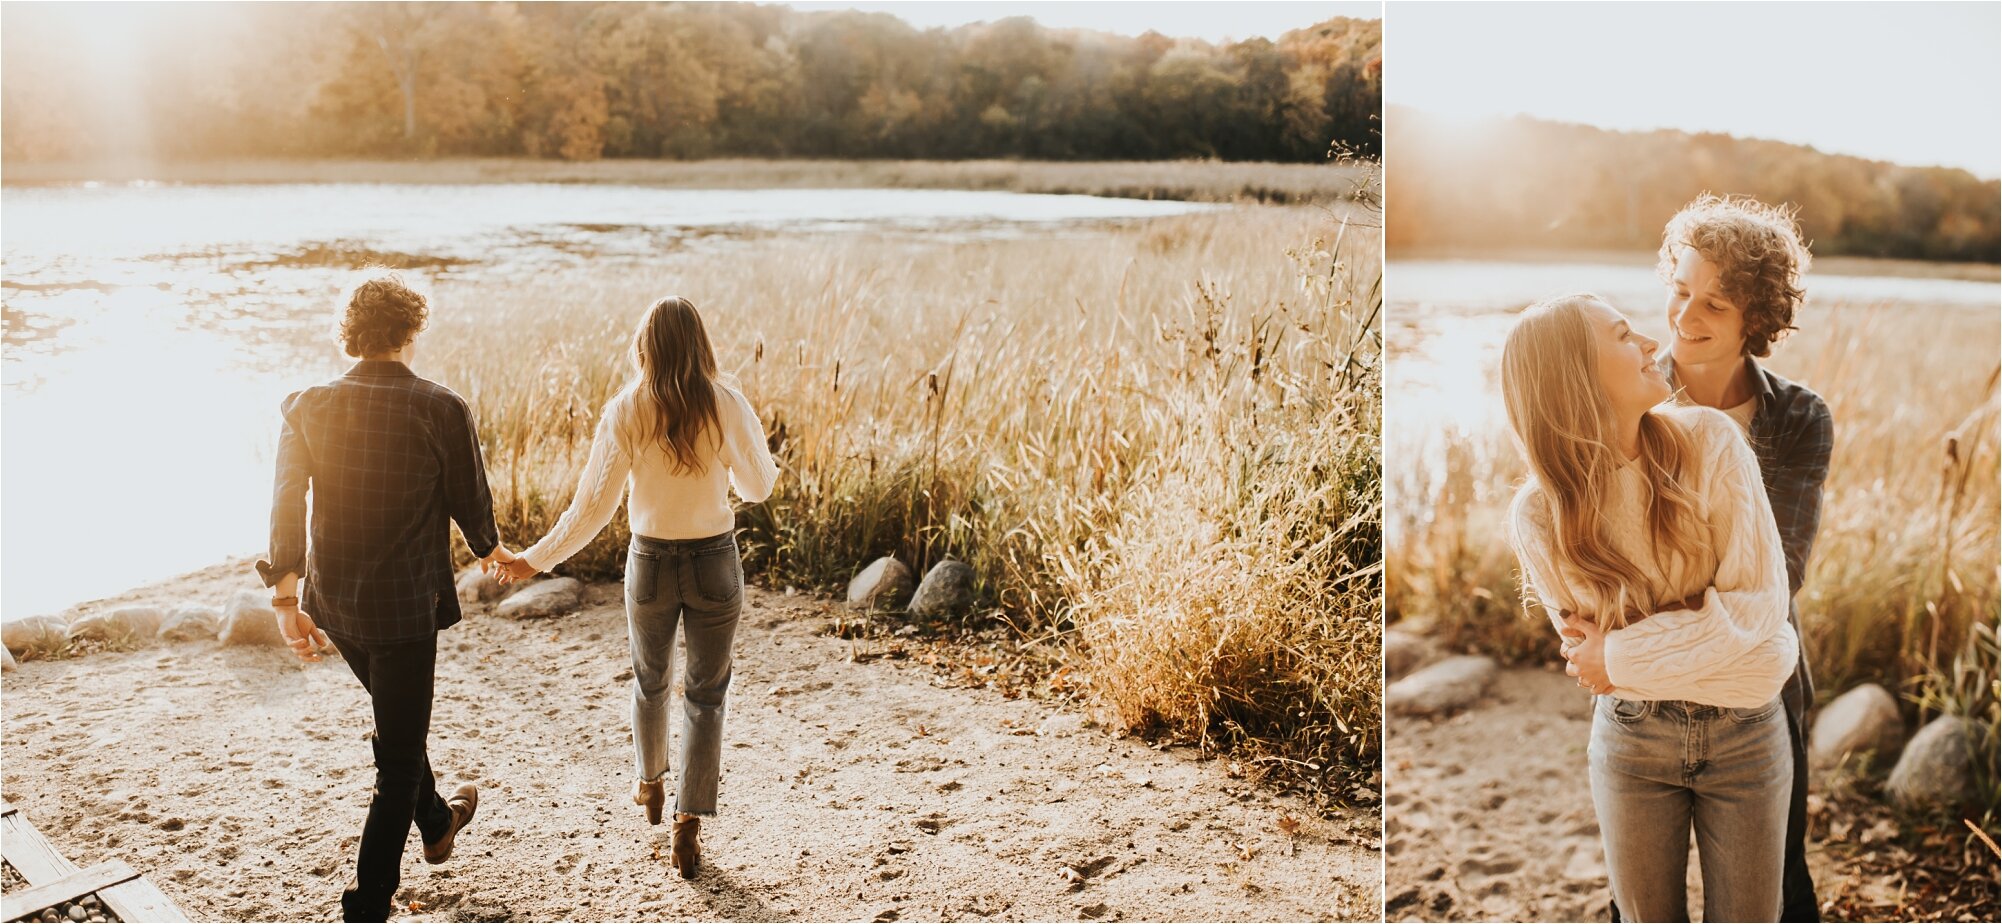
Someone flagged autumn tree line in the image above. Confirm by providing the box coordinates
[1,2,1381,165]
[1386,108,2000,264]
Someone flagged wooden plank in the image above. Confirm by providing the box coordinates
[98,878,192,924]
[0,860,138,922]
[0,811,79,885]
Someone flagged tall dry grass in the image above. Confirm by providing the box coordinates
[422,200,1383,775]
[1387,294,2001,812]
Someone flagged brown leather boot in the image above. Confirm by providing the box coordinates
[669,813,701,880]
[633,779,665,825]
[422,784,478,864]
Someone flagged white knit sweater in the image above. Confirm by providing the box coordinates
[519,379,779,572]
[1507,405,1798,708]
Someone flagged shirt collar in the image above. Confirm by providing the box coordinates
[347,360,416,378]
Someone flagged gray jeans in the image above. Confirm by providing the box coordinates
[624,531,743,817]
[1589,695,1792,923]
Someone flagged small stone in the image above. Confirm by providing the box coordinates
[68,904,88,922]
[1808,684,1905,775]
[846,557,915,611]
[1384,626,1440,679]
[908,559,976,617]
[495,577,585,619]
[3,614,69,656]
[2,646,16,671]
[1385,655,1497,716]
[220,590,286,647]
[1886,715,1982,813]
[159,605,224,642]
[456,567,509,606]
[67,606,165,643]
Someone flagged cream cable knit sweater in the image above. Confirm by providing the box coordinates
[1507,405,1798,708]
[519,380,779,572]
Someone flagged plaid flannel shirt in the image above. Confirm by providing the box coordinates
[1660,352,1835,700]
[255,361,500,643]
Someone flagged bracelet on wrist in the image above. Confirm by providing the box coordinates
[272,596,299,607]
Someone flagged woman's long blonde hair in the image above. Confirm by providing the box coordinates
[630,296,722,474]
[1501,294,1708,627]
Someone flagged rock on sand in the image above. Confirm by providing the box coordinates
[1386,656,1497,716]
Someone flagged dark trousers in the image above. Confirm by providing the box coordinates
[326,631,452,923]
[1610,654,1820,923]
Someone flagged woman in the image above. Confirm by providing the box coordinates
[499,296,779,880]
[1501,293,1799,922]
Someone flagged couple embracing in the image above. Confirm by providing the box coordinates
[254,279,778,922]
[1502,195,1832,923]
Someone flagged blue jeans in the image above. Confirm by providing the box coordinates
[624,532,743,817]
[1589,696,1792,923]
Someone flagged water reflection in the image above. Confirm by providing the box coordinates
[1,184,1214,619]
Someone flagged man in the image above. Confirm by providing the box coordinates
[256,274,515,922]
[1571,194,1831,922]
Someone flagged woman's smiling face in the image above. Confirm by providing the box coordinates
[1585,297,1671,418]
[1666,244,1748,365]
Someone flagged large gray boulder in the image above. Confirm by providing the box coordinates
[846,557,914,611]
[908,559,976,618]
[1808,684,1905,774]
[496,577,585,619]
[1386,655,1497,716]
[220,590,287,647]
[1384,626,1441,680]
[456,567,510,606]
[159,605,224,642]
[1886,715,1983,813]
[66,606,164,644]
[3,615,69,656]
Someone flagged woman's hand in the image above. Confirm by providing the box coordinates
[496,556,539,584]
[1561,612,1614,694]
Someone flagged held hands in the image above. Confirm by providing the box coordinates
[1559,612,1614,695]
[495,555,539,584]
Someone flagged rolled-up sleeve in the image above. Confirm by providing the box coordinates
[256,392,310,586]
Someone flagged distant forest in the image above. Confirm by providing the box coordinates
[1,3,1381,164]
[1386,107,2000,264]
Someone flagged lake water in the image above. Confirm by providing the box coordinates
[0,184,1214,620]
[1385,256,2001,538]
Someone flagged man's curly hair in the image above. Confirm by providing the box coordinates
[1656,194,1813,358]
[338,274,429,358]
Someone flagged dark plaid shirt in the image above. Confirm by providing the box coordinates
[255,361,500,643]
[1660,353,1835,699]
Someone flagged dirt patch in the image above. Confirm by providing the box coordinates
[4,574,1379,921]
[1385,666,1998,923]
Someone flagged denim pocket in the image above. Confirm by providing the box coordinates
[628,548,660,605]
[1725,698,1782,726]
[1604,697,1654,725]
[690,543,743,606]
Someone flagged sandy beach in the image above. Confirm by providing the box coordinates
[2,567,1380,922]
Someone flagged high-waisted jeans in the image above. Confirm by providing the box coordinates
[624,531,743,817]
[1589,695,1792,923]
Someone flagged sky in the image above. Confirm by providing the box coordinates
[1388,1,2001,178]
[782,1,1381,43]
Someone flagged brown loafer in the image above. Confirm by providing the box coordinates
[423,784,478,864]
[634,779,665,826]
[669,814,701,880]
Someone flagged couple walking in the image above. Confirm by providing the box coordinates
[253,281,778,922]
[1502,195,1831,922]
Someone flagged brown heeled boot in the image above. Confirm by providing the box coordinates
[633,779,665,825]
[669,813,701,880]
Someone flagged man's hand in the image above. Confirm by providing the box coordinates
[1561,612,1613,695]
[496,556,538,585]
[480,544,517,575]
[274,604,331,664]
